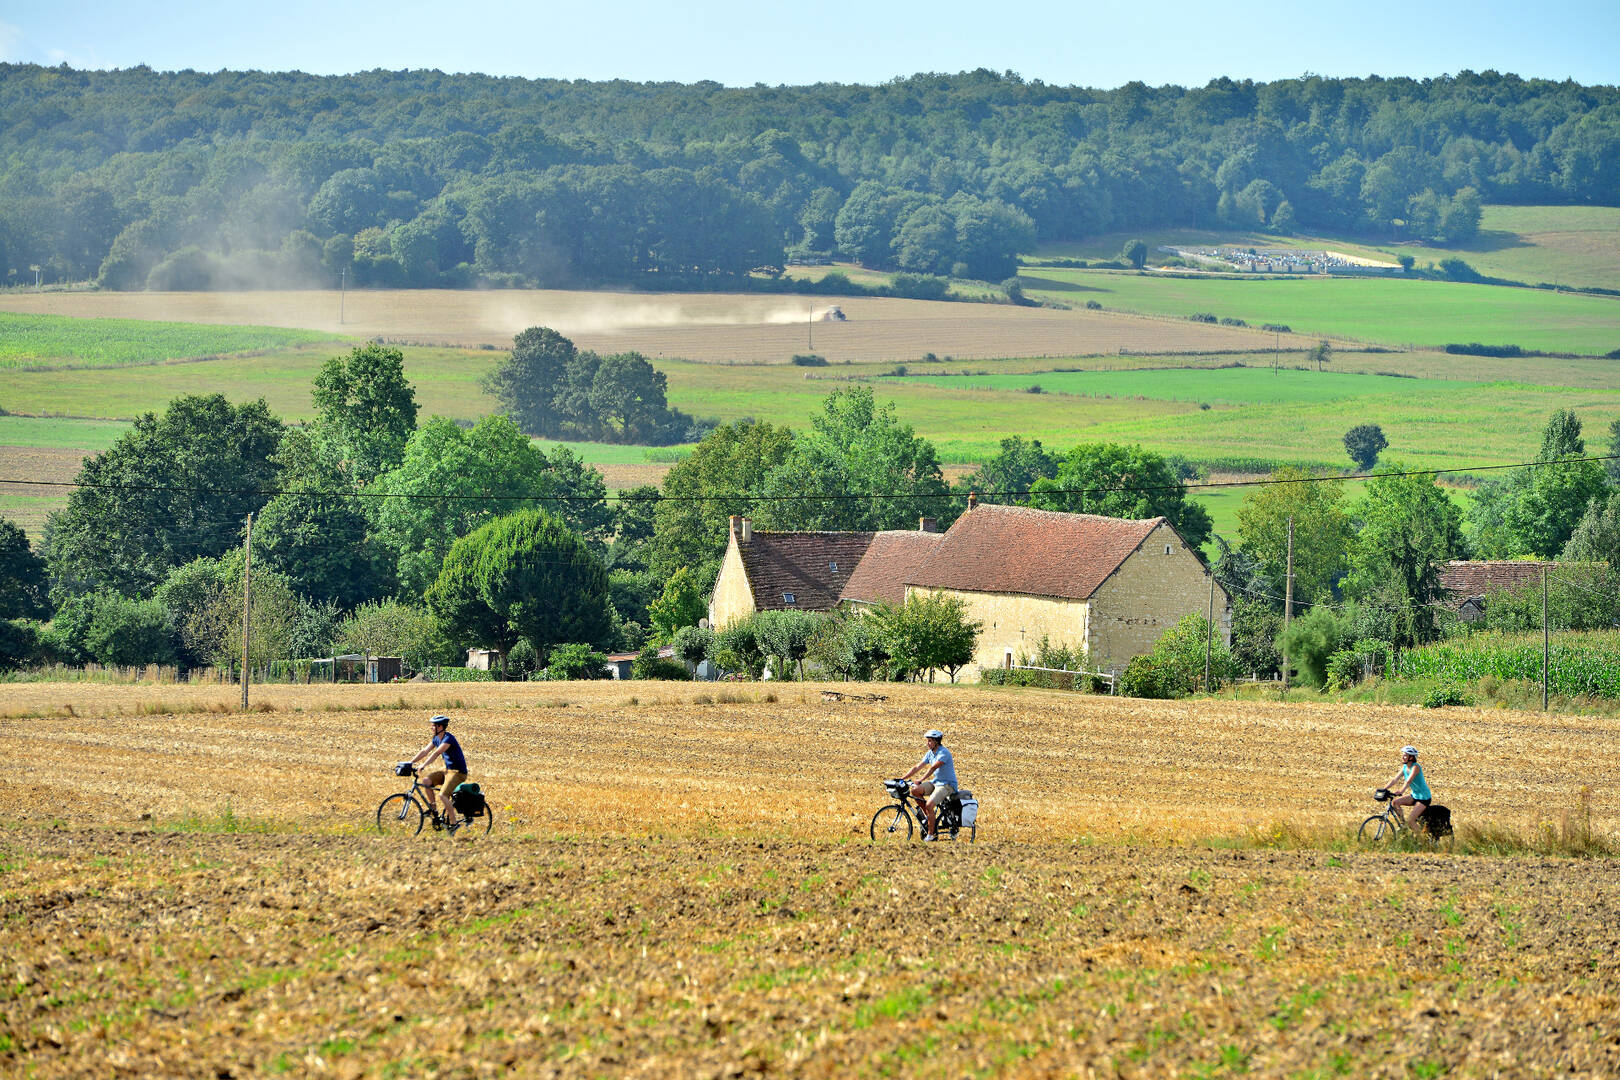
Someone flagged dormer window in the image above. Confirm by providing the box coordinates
[829,561,838,572]
[783,592,796,604]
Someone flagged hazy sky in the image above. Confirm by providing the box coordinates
[2,0,1616,88]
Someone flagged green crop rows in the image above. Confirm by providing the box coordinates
[1396,631,1620,698]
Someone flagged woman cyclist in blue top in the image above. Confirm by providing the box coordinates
[1383,745,1432,831]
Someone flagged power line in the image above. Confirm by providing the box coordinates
[3,452,1616,506]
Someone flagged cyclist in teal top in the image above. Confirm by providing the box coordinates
[1383,745,1432,830]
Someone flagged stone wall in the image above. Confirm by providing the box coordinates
[907,586,1090,679]
[1087,522,1231,668]
[709,530,757,631]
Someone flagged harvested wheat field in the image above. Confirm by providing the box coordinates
[4,682,1619,1078]
[0,289,1283,362]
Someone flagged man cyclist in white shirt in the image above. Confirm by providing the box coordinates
[900,729,959,841]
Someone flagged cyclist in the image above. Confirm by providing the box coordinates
[409,715,468,829]
[1382,744,1432,831]
[900,729,958,841]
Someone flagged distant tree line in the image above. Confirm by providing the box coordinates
[2,66,1616,290]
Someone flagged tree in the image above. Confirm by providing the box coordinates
[0,518,48,621]
[1608,418,1620,486]
[368,416,611,598]
[1344,463,1463,645]
[1274,605,1349,687]
[1494,410,1609,558]
[1029,443,1212,550]
[255,429,390,609]
[1118,613,1236,697]
[713,618,766,679]
[425,509,612,665]
[1120,239,1148,269]
[960,436,1059,504]
[808,610,890,681]
[671,624,714,669]
[484,327,577,438]
[1235,468,1353,603]
[1342,424,1388,471]
[875,592,982,683]
[45,395,283,599]
[335,600,440,667]
[541,642,609,680]
[1308,339,1332,372]
[757,387,951,533]
[752,609,823,681]
[589,352,669,440]
[310,344,418,485]
[183,571,304,672]
[649,420,794,580]
[81,593,178,668]
[648,566,708,643]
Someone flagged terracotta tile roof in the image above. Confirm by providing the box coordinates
[739,531,877,612]
[906,503,1165,600]
[1438,561,1545,608]
[840,530,944,605]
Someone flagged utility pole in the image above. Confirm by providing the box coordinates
[339,268,347,326]
[242,512,253,711]
[807,307,814,351]
[1203,571,1216,693]
[1542,564,1550,711]
[1281,516,1294,696]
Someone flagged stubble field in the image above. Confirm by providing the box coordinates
[4,682,1619,1076]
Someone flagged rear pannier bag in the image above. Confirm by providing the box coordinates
[452,782,485,817]
[957,790,978,828]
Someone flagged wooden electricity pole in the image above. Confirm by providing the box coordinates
[242,512,253,711]
[1542,564,1550,711]
[1203,571,1216,693]
[1281,516,1294,696]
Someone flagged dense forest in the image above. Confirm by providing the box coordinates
[1,65,1616,291]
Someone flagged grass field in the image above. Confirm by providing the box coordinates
[1019,268,1620,355]
[0,311,335,369]
[1028,206,1620,293]
[3,682,1618,1076]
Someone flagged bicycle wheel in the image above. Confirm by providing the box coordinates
[1358,815,1389,843]
[869,804,913,842]
[376,793,425,836]
[457,804,494,839]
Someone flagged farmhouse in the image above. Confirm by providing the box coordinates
[1438,560,1545,622]
[709,505,1228,678]
[905,503,1229,676]
[709,516,942,629]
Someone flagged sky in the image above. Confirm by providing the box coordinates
[1,0,1616,89]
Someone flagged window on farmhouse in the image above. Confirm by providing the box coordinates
[783,592,796,604]
[829,561,838,572]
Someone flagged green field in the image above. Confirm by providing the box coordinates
[0,415,130,450]
[0,312,337,369]
[1020,269,1620,355]
[907,366,1486,405]
[1027,206,1620,293]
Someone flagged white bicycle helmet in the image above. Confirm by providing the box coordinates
[924,729,944,741]
[1401,745,1417,758]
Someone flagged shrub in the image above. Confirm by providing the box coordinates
[1325,648,1359,692]
[791,353,827,367]
[1219,317,1249,327]
[1188,312,1218,324]
[1084,300,1102,310]
[420,666,496,682]
[1423,681,1472,708]
[1261,323,1291,333]
[632,646,690,681]
[504,638,540,680]
[538,642,608,680]
[1276,606,1349,687]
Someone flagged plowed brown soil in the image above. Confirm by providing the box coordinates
[4,682,1618,1077]
[0,289,1281,362]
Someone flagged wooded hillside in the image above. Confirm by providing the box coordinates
[2,66,1615,290]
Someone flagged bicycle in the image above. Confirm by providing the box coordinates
[376,764,494,838]
[869,779,977,843]
[1358,788,1451,845]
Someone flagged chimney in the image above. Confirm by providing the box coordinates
[740,517,753,543]
[919,517,937,533]
[728,514,740,541]
[967,492,978,512]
